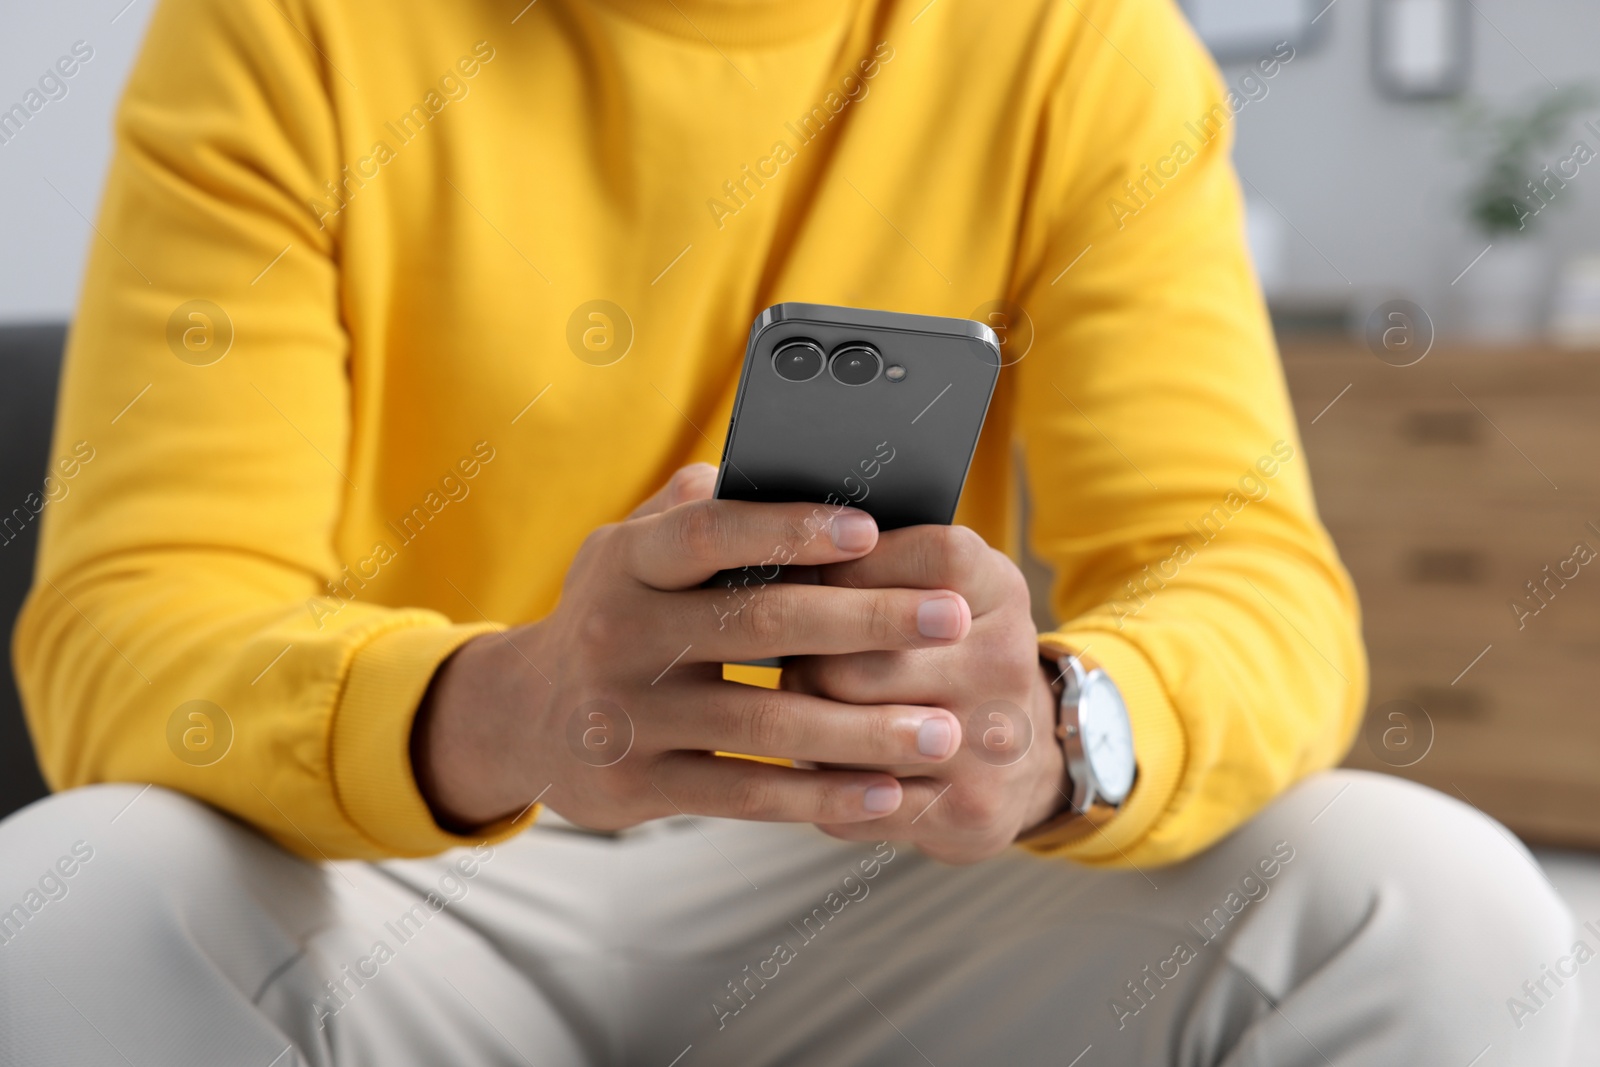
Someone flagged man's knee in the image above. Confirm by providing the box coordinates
[0,786,170,961]
[0,783,325,961]
[1273,770,1560,899]
[1250,770,1576,995]
[6,781,203,829]
[1,782,247,881]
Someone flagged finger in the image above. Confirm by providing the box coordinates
[819,525,1020,615]
[622,499,879,590]
[781,649,950,707]
[628,463,718,520]
[649,753,904,823]
[648,683,961,765]
[814,776,958,839]
[675,582,970,660]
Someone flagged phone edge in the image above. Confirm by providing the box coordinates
[712,302,1003,504]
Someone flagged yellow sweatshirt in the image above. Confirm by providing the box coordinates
[13,0,1364,867]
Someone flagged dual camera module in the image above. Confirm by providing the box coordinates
[773,339,905,386]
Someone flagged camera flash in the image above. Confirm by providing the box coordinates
[885,364,907,382]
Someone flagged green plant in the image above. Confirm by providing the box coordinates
[1455,86,1598,237]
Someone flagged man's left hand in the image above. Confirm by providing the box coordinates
[780,525,1067,864]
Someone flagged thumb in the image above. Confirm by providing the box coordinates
[628,462,718,519]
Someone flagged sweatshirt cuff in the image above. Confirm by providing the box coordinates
[1020,628,1187,867]
[332,621,541,857]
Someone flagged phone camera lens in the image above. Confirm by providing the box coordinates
[772,339,825,382]
[830,344,881,386]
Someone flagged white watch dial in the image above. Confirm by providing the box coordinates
[1079,668,1136,804]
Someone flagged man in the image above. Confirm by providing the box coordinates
[0,0,1579,1063]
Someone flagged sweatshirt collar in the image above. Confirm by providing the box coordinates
[589,0,853,47]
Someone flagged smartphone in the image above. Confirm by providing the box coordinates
[713,302,1001,530]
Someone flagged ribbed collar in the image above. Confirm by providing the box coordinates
[588,0,853,47]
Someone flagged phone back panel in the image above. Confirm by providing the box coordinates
[714,303,1001,530]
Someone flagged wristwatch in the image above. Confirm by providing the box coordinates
[1020,638,1137,842]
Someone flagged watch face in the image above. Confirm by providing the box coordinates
[1080,669,1136,804]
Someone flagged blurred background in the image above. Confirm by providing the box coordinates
[2,2,1597,906]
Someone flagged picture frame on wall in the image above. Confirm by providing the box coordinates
[1180,0,1327,64]
[1372,0,1471,100]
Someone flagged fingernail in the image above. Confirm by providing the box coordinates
[916,597,963,640]
[863,783,901,813]
[830,511,877,552]
[916,717,954,758]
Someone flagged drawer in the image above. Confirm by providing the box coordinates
[1302,415,1600,502]
[1285,347,1600,502]
[1355,640,1600,778]
[1331,519,1600,651]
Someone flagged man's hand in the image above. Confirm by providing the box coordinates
[781,525,1067,865]
[412,464,970,833]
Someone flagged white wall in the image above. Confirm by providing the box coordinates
[1224,0,1600,332]
[0,0,156,323]
[1,0,1596,329]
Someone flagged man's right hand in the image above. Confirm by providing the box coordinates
[411,463,969,833]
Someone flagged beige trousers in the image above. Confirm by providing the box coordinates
[0,771,1583,1066]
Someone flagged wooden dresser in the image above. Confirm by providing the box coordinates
[1282,339,1600,848]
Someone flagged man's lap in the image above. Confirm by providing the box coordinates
[0,771,1581,1066]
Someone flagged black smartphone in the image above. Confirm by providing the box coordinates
[713,302,1001,530]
